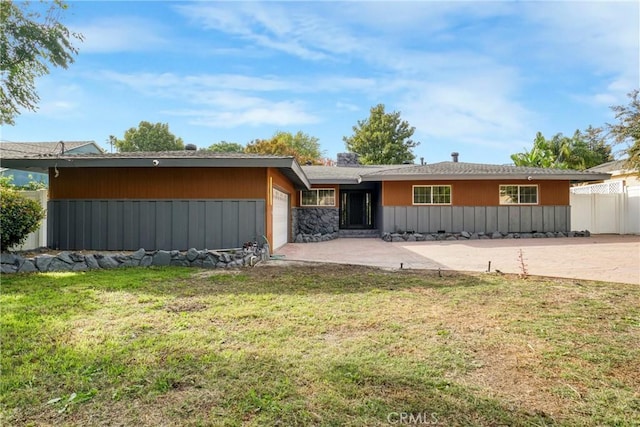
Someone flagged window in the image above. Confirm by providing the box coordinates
[300,188,335,206]
[413,185,451,205]
[499,185,538,204]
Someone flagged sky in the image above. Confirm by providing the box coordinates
[2,0,639,164]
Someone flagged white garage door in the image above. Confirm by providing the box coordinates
[272,188,289,250]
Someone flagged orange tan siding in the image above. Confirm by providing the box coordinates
[49,167,267,200]
[382,180,570,206]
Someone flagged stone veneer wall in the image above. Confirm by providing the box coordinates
[292,207,340,243]
[1,246,267,274]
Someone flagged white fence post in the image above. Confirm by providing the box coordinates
[14,189,48,250]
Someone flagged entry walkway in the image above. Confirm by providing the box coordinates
[275,235,640,285]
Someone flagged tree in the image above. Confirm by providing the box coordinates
[244,131,323,164]
[343,104,419,164]
[111,121,184,152]
[511,129,612,170]
[511,132,557,168]
[1,0,82,125]
[205,141,245,153]
[0,179,45,250]
[567,126,612,170]
[608,89,640,172]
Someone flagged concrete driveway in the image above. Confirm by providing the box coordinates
[274,235,640,284]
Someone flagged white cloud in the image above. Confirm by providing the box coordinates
[165,101,319,128]
[98,70,379,98]
[174,2,364,61]
[523,2,639,106]
[97,70,321,127]
[398,69,534,152]
[72,17,169,53]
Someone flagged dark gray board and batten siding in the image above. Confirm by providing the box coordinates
[48,199,266,251]
[382,206,571,234]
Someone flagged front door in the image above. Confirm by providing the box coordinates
[340,191,374,229]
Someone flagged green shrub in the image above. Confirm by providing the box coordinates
[0,188,45,250]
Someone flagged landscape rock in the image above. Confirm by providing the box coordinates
[34,255,54,272]
[85,254,100,269]
[186,248,199,262]
[140,255,153,267]
[1,264,18,274]
[69,253,85,262]
[152,250,171,266]
[49,257,74,271]
[1,253,18,265]
[131,248,146,260]
[379,230,590,243]
[18,260,37,273]
[97,255,119,269]
[72,262,88,271]
[57,252,74,264]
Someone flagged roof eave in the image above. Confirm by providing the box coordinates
[285,159,311,190]
[360,173,612,181]
[307,178,361,185]
[0,156,312,189]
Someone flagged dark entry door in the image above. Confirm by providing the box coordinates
[340,191,374,229]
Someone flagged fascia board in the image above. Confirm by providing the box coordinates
[359,173,612,181]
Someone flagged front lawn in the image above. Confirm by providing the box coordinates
[1,264,638,426]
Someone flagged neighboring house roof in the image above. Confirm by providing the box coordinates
[0,141,104,157]
[0,150,311,189]
[587,159,634,174]
[361,161,611,181]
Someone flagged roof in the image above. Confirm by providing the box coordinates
[358,161,611,182]
[587,159,633,174]
[0,150,310,189]
[302,165,411,184]
[0,141,103,157]
[1,148,610,187]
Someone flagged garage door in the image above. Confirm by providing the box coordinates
[272,188,289,250]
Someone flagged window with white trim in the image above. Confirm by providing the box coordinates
[300,188,335,206]
[499,185,538,204]
[412,185,451,205]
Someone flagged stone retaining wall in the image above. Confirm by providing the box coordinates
[382,230,591,242]
[1,247,266,274]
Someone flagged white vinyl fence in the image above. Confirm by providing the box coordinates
[14,189,48,250]
[570,183,640,235]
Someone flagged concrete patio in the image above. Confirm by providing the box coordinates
[274,235,640,284]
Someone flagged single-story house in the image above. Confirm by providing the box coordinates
[0,151,610,251]
[0,141,104,186]
[584,159,639,188]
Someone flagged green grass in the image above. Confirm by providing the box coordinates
[1,265,639,426]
